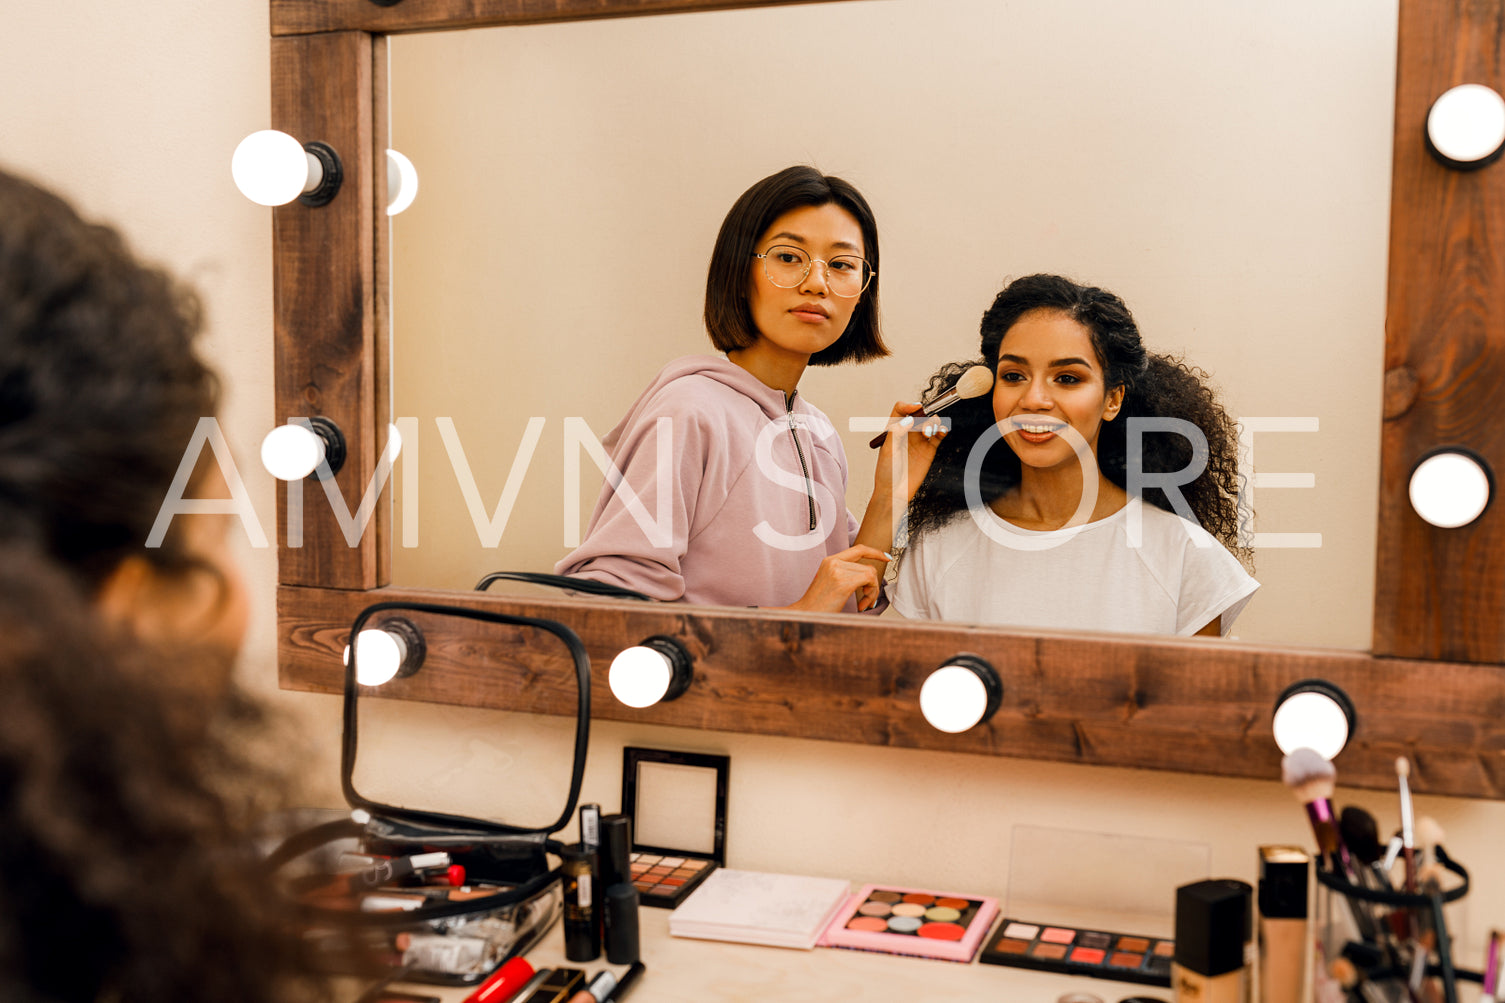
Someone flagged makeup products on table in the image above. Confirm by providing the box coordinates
[1255,846,1308,1003]
[620,747,728,908]
[670,868,851,949]
[1172,879,1252,1003]
[597,813,640,964]
[979,919,1177,986]
[459,956,535,1003]
[517,967,585,1003]
[987,826,1210,990]
[821,883,999,963]
[560,844,601,962]
[604,883,640,964]
[604,960,644,1003]
[565,969,618,1003]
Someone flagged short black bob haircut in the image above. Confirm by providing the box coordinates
[704,165,888,366]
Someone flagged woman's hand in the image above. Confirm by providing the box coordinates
[874,401,949,502]
[783,544,892,613]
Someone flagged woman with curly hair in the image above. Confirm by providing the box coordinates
[891,274,1256,636]
[0,166,331,1001]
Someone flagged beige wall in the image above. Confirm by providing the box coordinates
[4,0,1502,972]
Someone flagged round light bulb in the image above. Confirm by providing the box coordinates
[261,423,326,481]
[343,627,407,687]
[609,645,673,708]
[920,664,989,733]
[386,421,403,461]
[1272,690,1351,760]
[1426,84,1505,166]
[232,130,312,207]
[1409,451,1491,528]
[386,148,419,216]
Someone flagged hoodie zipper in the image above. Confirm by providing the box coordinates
[785,391,818,531]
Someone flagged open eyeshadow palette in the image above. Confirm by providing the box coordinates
[819,884,1000,963]
[621,747,729,909]
[978,919,1175,986]
[629,853,715,905]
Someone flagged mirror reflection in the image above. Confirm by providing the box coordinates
[389,0,1397,649]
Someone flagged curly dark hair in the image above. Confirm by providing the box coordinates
[0,548,330,1003]
[903,274,1251,567]
[0,168,220,590]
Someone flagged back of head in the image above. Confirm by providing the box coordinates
[0,547,326,1003]
[0,168,219,590]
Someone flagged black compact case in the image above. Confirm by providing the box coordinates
[272,600,594,986]
[619,747,728,908]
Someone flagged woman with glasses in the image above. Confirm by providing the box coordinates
[891,274,1257,636]
[558,165,942,611]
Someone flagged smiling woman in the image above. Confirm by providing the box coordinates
[891,274,1257,638]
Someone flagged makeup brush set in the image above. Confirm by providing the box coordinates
[1282,750,1491,1003]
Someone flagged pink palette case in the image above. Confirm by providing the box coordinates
[819,884,999,963]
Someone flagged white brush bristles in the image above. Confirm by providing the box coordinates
[1282,747,1336,803]
[953,365,994,399]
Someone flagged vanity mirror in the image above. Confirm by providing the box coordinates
[271,0,1505,799]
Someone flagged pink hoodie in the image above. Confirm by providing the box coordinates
[556,355,861,609]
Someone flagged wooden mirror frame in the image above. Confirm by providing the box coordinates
[271,0,1505,799]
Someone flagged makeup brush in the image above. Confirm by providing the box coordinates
[1339,806,1384,867]
[1282,748,1352,875]
[1396,758,1417,895]
[868,364,993,448]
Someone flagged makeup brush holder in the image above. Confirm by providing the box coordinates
[1314,849,1480,1003]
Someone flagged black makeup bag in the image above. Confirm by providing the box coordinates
[267,600,592,986]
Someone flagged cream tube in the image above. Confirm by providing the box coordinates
[1257,846,1310,1003]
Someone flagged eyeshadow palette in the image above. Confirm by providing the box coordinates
[629,852,716,906]
[819,884,999,963]
[978,918,1175,987]
[621,747,729,909]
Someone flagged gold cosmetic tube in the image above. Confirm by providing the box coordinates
[1257,846,1310,1003]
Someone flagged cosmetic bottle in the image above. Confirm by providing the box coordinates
[604,882,641,964]
[1174,878,1253,1003]
[559,844,601,962]
[1256,846,1309,1003]
[599,814,631,888]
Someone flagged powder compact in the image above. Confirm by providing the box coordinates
[620,747,728,909]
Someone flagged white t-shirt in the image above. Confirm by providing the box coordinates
[890,496,1258,636]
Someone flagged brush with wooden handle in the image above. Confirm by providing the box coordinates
[869,364,994,448]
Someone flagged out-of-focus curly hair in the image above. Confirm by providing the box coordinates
[903,274,1251,569]
[0,167,220,591]
[0,549,330,1003]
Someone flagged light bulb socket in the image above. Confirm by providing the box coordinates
[306,416,347,479]
[298,141,344,207]
[943,653,1003,724]
[375,616,425,680]
[638,635,693,703]
[1272,678,1355,755]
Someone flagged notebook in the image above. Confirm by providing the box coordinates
[667,868,852,950]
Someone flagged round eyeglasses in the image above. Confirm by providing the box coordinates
[752,244,874,298]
